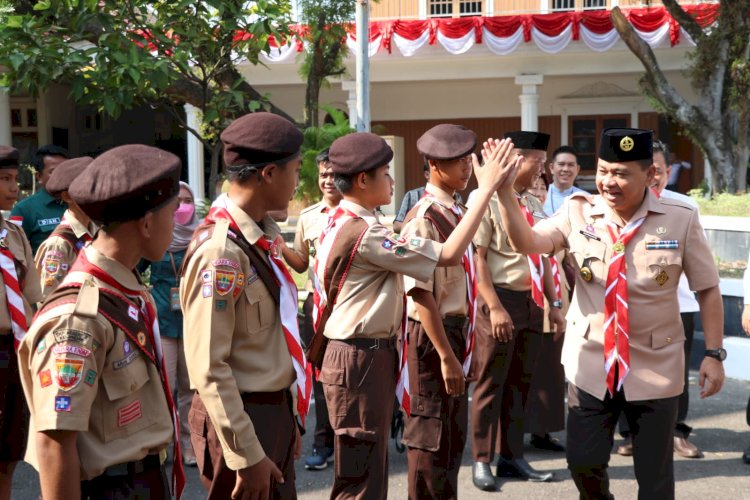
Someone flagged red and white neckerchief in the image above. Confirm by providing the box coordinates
[205,205,312,426]
[72,251,185,499]
[0,229,28,350]
[420,189,477,376]
[549,255,562,302]
[313,205,413,415]
[517,195,545,308]
[603,216,646,396]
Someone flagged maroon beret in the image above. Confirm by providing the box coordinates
[68,145,181,224]
[221,112,303,170]
[417,124,477,160]
[504,131,550,151]
[46,156,93,197]
[329,133,394,175]
[0,146,19,169]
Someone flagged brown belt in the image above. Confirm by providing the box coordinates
[332,337,397,350]
[101,454,161,477]
[443,315,470,330]
[241,390,288,405]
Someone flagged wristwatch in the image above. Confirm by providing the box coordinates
[704,348,727,361]
[551,300,563,309]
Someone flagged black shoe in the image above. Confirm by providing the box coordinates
[496,457,555,482]
[472,462,498,491]
[530,433,565,452]
[743,446,750,464]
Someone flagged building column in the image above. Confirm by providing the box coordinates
[515,74,544,132]
[0,89,11,146]
[184,103,205,203]
[341,80,357,129]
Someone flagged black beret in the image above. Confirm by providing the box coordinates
[329,133,394,175]
[599,128,653,163]
[68,145,181,224]
[0,146,19,169]
[417,124,477,160]
[504,131,550,151]
[46,156,93,197]
[221,112,303,169]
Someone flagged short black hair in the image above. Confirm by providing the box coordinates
[225,155,295,184]
[333,170,377,194]
[32,144,69,172]
[316,148,330,165]
[552,145,578,162]
[652,139,670,162]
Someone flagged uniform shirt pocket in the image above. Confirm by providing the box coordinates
[650,328,685,350]
[100,354,156,442]
[240,283,275,332]
[644,250,683,290]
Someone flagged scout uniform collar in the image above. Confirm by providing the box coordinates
[339,199,379,225]
[590,189,665,228]
[79,246,146,294]
[424,183,457,207]
[37,188,62,206]
[61,209,93,239]
[218,195,276,245]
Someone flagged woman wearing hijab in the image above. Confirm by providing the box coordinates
[140,181,200,466]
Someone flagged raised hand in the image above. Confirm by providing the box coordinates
[473,137,517,192]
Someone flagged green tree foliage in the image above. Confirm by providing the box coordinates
[298,0,354,128]
[0,0,298,198]
[613,1,750,193]
[296,106,353,202]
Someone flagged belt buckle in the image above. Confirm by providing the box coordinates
[370,338,381,349]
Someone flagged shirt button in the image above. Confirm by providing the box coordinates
[130,383,137,392]
[666,337,672,343]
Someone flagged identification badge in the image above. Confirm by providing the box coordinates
[170,287,181,311]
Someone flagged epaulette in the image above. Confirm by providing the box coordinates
[659,196,697,212]
[299,201,324,216]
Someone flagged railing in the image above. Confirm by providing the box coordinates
[369,0,718,21]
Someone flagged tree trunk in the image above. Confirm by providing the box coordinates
[208,142,223,200]
[305,72,321,129]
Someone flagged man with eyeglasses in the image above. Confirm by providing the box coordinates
[544,145,586,216]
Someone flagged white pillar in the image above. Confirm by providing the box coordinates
[0,89,11,146]
[341,80,357,129]
[355,0,371,132]
[515,74,544,132]
[184,103,205,203]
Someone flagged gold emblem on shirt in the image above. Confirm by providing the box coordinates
[654,269,669,286]
[613,241,625,253]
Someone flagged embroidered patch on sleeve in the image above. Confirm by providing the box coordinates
[395,247,406,257]
[214,270,236,296]
[202,284,213,298]
[39,369,52,388]
[55,395,71,412]
[84,369,97,386]
[215,300,228,312]
[137,332,147,346]
[127,305,139,321]
[212,258,240,269]
[53,329,92,346]
[201,269,213,283]
[409,238,422,248]
[43,251,63,275]
[117,400,143,426]
[55,357,85,391]
[382,239,395,250]
[52,345,91,358]
[36,338,47,354]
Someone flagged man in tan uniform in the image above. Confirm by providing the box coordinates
[181,112,306,500]
[0,146,42,500]
[282,148,341,471]
[400,124,478,499]
[34,156,97,299]
[314,132,518,499]
[492,128,725,499]
[470,131,562,490]
[18,144,183,499]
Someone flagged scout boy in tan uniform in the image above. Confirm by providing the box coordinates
[181,112,308,500]
[314,132,519,499]
[18,144,184,499]
[470,131,562,491]
[400,124,478,499]
[282,148,340,471]
[491,128,725,499]
[0,146,42,500]
[35,156,97,299]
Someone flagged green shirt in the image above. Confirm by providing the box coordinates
[11,188,67,255]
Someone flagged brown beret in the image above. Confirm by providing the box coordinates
[46,156,93,197]
[504,131,550,151]
[68,145,181,224]
[329,133,394,175]
[417,124,477,160]
[221,112,303,170]
[0,146,19,169]
[599,128,653,163]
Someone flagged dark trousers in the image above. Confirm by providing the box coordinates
[189,391,297,500]
[620,312,694,439]
[471,287,543,462]
[302,294,335,450]
[403,320,468,500]
[525,330,566,434]
[319,340,398,500]
[0,335,28,463]
[567,384,679,500]
[80,456,170,499]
